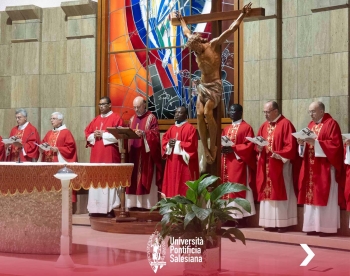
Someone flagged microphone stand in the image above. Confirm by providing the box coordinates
[16,144,23,163]
[15,132,34,163]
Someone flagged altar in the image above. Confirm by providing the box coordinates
[0,162,133,254]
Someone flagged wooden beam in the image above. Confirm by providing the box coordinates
[232,0,239,106]
[96,0,108,115]
[170,8,265,26]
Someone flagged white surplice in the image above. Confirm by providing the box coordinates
[228,165,256,219]
[259,160,298,227]
[301,139,340,233]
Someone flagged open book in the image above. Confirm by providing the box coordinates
[2,137,21,145]
[35,143,51,151]
[342,133,350,140]
[246,136,269,147]
[292,127,317,139]
[221,136,234,147]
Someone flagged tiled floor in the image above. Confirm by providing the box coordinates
[0,225,349,276]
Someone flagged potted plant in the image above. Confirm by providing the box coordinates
[151,174,251,276]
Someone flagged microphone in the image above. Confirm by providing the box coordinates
[16,132,34,163]
[25,132,34,143]
[115,111,128,127]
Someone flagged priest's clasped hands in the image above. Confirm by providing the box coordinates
[94,129,104,139]
[134,129,144,137]
[168,138,176,147]
[222,146,234,154]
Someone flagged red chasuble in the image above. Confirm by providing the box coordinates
[256,115,297,201]
[41,129,78,162]
[0,136,5,161]
[298,113,345,208]
[161,122,199,197]
[221,121,257,199]
[7,123,40,162]
[126,111,162,195]
[84,112,122,163]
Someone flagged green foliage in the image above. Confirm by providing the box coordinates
[152,174,251,250]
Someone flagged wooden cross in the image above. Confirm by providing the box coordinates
[170,5,264,178]
[170,4,264,270]
[170,8,265,26]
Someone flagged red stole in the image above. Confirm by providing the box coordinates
[43,131,60,162]
[11,129,24,161]
[127,111,162,195]
[222,123,240,183]
[221,121,256,199]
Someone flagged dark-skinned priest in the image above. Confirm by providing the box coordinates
[85,97,122,217]
[126,96,162,210]
[221,104,256,226]
[161,106,199,197]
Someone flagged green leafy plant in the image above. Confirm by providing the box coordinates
[151,174,251,251]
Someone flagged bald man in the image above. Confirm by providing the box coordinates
[126,96,162,210]
[297,101,345,236]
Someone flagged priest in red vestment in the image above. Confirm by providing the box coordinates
[126,96,162,210]
[85,97,122,217]
[0,136,5,161]
[39,112,78,163]
[256,101,298,233]
[221,104,256,226]
[39,112,78,202]
[6,108,40,162]
[161,106,199,197]
[298,101,345,236]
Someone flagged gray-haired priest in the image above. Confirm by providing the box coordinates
[6,108,40,162]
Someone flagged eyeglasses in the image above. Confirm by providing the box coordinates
[262,109,276,114]
[50,118,59,120]
[308,110,317,115]
[98,103,110,106]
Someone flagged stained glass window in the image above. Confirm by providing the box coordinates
[108,0,235,120]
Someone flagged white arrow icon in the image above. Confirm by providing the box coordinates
[300,244,315,266]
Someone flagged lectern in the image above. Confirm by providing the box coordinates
[107,127,140,222]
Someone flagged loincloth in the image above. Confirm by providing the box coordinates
[196,79,223,108]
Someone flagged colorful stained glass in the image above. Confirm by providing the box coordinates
[109,0,235,119]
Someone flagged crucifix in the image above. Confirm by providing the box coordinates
[171,2,264,177]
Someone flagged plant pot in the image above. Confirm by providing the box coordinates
[183,247,219,276]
